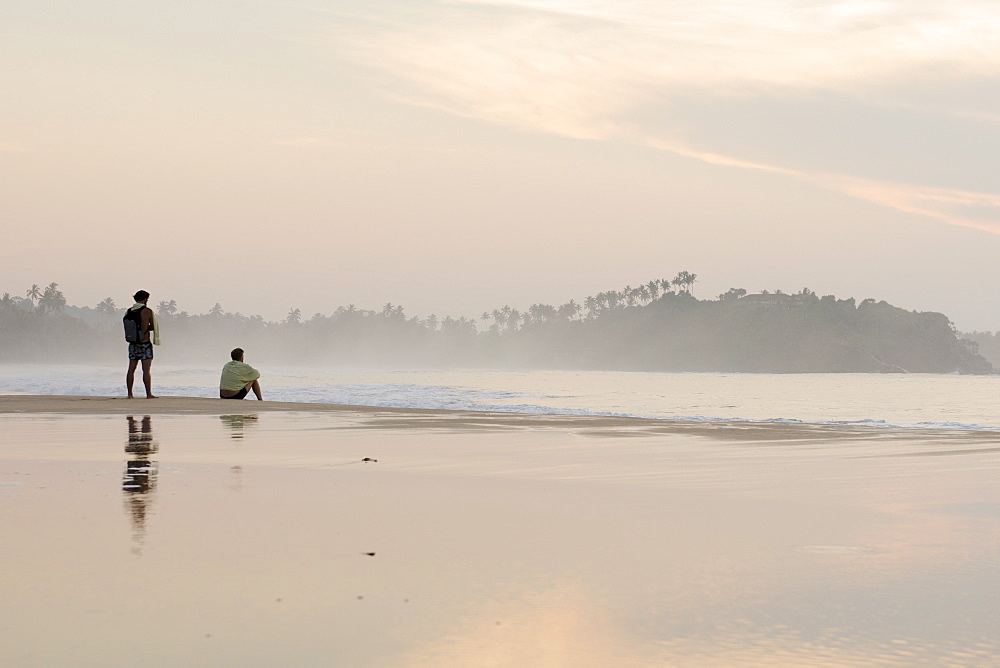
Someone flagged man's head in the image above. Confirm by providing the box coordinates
[231,348,245,361]
[133,290,150,303]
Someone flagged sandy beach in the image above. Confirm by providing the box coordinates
[3,396,1000,666]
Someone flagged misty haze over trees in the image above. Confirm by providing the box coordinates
[1,274,993,373]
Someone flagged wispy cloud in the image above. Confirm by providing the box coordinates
[443,0,1000,87]
[326,0,1000,232]
[819,176,1000,234]
[647,133,1000,233]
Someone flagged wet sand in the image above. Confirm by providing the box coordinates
[0,394,431,415]
[2,397,1000,665]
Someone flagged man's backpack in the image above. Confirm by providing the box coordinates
[123,308,145,343]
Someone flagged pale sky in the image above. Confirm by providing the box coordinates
[3,0,1000,329]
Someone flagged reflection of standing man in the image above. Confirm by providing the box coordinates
[124,290,159,399]
[124,415,159,555]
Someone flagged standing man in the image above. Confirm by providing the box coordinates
[220,348,263,400]
[125,290,158,399]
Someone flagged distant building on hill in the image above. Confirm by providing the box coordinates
[739,293,804,308]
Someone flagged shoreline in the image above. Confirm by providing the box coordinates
[2,395,997,442]
[0,394,443,416]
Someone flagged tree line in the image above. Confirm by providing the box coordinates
[1,273,993,373]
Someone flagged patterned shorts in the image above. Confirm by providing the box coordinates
[128,342,154,361]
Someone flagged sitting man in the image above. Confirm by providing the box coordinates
[219,348,263,400]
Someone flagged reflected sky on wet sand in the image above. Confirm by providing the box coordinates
[1,412,999,665]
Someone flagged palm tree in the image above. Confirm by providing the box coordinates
[646,280,660,300]
[558,300,580,320]
[0,293,14,310]
[286,308,302,324]
[26,284,42,307]
[683,272,697,295]
[670,271,697,294]
[156,299,177,316]
[671,273,685,294]
[528,303,557,324]
[208,303,224,318]
[499,305,512,330]
[508,308,521,331]
[96,297,117,316]
[39,284,66,313]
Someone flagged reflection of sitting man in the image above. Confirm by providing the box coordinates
[219,413,259,439]
[220,347,263,400]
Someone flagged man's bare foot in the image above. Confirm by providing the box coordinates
[127,395,134,398]
[146,395,159,399]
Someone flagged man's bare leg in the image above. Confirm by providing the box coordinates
[141,358,157,398]
[126,359,139,398]
[250,379,263,400]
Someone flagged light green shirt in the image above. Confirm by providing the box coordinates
[220,360,260,392]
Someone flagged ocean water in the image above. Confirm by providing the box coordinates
[2,363,998,430]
